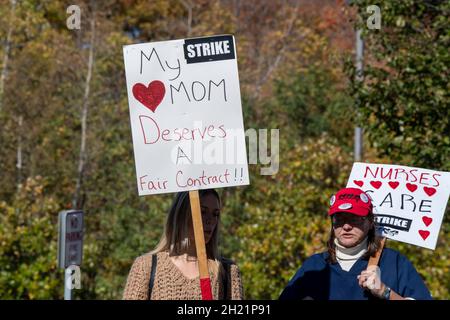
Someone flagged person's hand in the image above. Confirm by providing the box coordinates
[357,265,385,298]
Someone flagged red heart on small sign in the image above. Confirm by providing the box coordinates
[388,181,399,189]
[418,230,430,240]
[354,180,364,187]
[423,187,436,197]
[132,81,166,112]
[406,183,417,192]
[370,181,382,189]
[422,216,433,227]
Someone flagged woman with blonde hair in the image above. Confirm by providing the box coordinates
[123,189,243,300]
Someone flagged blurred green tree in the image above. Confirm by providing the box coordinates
[0,176,61,299]
[348,0,450,171]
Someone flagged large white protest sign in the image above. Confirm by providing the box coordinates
[346,162,450,250]
[123,35,249,195]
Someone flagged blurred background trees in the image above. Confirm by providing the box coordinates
[0,0,448,299]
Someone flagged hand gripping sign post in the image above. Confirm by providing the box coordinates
[58,210,84,300]
[123,35,249,299]
[347,163,450,251]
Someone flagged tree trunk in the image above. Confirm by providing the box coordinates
[0,0,16,113]
[251,0,300,102]
[180,0,193,37]
[16,115,22,191]
[73,7,96,209]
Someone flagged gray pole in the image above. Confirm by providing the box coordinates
[59,210,83,300]
[355,29,364,162]
[64,267,73,300]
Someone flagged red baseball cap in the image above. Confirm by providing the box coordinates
[328,187,373,217]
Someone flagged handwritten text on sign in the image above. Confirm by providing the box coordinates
[123,35,249,195]
[347,162,450,250]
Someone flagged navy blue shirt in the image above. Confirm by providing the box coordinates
[279,248,432,300]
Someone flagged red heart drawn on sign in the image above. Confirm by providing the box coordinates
[132,81,165,112]
[418,230,430,240]
[423,187,436,197]
[388,181,399,189]
[354,180,364,187]
[370,181,382,189]
[406,183,417,192]
[422,216,433,227]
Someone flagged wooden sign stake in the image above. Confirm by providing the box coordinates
[368,237,386,267]
[189,190,213,300]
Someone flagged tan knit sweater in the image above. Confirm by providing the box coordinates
[123,251,244,300]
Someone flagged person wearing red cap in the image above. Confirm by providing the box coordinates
[279,187,432,300]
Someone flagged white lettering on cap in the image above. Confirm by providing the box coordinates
[338,203,352,210]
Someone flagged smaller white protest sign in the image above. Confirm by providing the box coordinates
[347,162,450,250]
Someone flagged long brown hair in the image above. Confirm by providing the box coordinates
[150,189,221,259]
[150,189,229,295]
[326,210,383,264]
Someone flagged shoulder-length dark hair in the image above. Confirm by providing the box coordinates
[326,210,383,264]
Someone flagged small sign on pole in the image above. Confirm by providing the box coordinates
[58,210,84,300]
